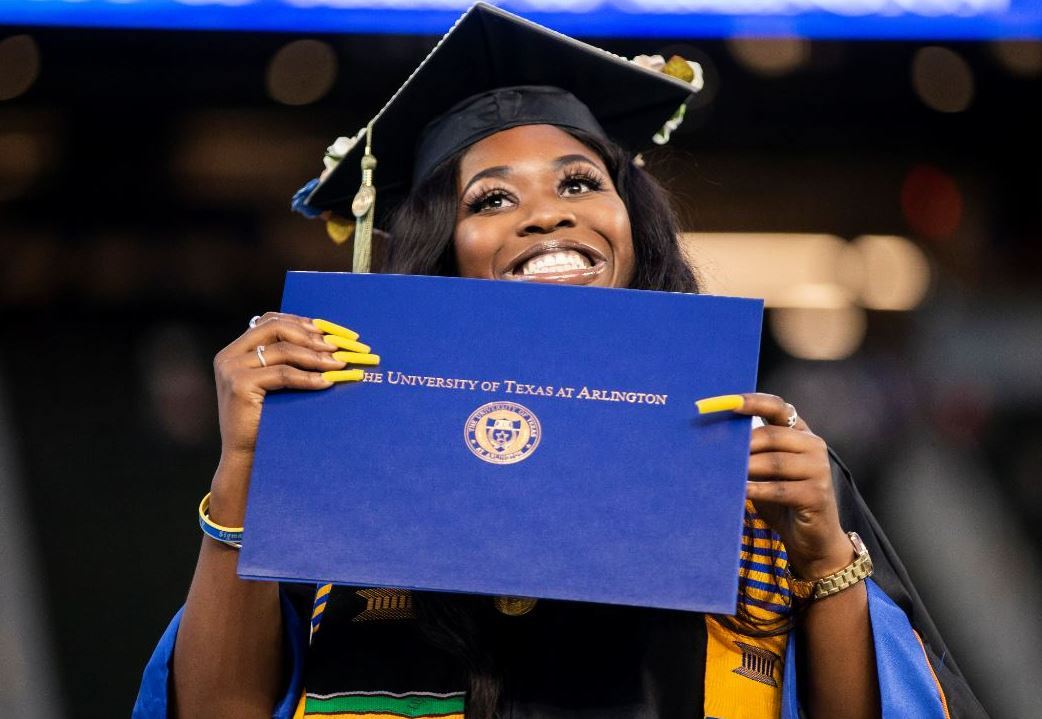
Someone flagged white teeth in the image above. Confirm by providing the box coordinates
[520,250,593,275]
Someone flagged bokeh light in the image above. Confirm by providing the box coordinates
[770,305,868,361]
[727,36,810,76]
[172,111,321,203]
[991,40,1042,77]
[912,46,974,113]
[844,235,932,311]
[685,232,932,359]
[0,35,41,102]
[0,132,47,201]
[900,164,963,241]
[684,233,848,307]
[266,39,338,106]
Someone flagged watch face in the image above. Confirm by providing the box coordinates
[848,531,868,556]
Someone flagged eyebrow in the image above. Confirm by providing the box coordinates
[461,165,511,196]
[461,153,605,196]
[553,153,600,170]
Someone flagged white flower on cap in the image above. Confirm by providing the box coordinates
[630,54,704,146]
[632,54,667,72]
[321,127,367,179]
[631,54,704,92]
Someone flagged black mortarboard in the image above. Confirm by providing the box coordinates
[296,2,699,269]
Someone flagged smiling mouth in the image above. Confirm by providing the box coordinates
[502,242,608,284]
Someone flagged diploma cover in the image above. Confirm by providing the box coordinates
[239,273,763,613]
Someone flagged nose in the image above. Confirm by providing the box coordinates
[517,198,576,236]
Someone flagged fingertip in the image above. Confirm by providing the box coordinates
[322,335,370,353]
[744,481,767,501]
[695,394,745,414]
[331,351,380,366]
[322,369,364,383]
[313,319,360,341]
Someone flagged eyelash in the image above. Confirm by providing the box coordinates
[559,169,605,195]
[464,169,606,214]
[465,188,514,214]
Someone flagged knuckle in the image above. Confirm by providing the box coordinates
[229,375,252,398]
[274,319,303,339]
[813,482,832,506]
[277,365,294,383]
[818,456,833,478]
[769,454,785,476]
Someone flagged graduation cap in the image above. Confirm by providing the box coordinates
[295,2,702,272]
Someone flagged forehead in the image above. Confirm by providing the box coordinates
[458,124,606,180]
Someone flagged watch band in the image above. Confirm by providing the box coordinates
[787,531,873,601]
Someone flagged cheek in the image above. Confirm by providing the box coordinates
[602,197,636,285]
[453,219,500,279]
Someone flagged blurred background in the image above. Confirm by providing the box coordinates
[1,1,1041,717]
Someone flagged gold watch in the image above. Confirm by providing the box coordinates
[787,532,874,601]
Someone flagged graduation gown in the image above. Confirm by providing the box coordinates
[133,453,989,718]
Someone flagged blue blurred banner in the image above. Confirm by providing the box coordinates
[1,0,1040,38]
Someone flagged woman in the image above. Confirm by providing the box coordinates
[135,5,985,718]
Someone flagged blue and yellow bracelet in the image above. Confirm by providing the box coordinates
[198,493,244,549]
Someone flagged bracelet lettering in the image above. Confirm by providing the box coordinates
[198,492,244,549]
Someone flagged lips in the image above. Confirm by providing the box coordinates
[501,240,608,285]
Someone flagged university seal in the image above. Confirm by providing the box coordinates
[464,401,541,465]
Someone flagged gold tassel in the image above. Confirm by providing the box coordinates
[351,121,377,273]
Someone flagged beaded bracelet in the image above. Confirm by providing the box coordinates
[198,493,244,549]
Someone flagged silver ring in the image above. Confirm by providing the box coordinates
[785,404,798,428]
[249,315,262,329]
[256,345,267,367]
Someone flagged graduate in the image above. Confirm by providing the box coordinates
[134,4,988,718]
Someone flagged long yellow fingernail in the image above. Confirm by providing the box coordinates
[332,351,380,366]
[695,394,745,414]
[322,369,364,383]
[313,319,359,341]
[323,335,371,353]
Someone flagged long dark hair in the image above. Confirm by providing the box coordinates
[385,128,699,295]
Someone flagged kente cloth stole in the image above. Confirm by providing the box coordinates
[295,587,462,719]
[704,501,792,719]
[294,690,465,719]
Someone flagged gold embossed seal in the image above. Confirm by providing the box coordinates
[464,401,541,465]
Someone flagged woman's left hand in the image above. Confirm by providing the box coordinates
[703,393,856,579]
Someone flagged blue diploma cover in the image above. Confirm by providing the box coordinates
[239,273,763,613]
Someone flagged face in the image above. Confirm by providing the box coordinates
[453,124,635,288]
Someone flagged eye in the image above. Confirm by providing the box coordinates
[560,170,604,197]
[466,189,516,214]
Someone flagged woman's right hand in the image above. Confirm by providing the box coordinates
[213,312,372,469]
[178,310,378,719]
